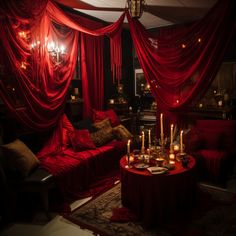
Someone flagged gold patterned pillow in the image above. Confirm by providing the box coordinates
[93,118,112,130]
[113,125,133,141]
[1,139,40,178]
[90,126,114,147]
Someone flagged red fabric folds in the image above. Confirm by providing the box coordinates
[0,0,125,131]
[126,0,235,123]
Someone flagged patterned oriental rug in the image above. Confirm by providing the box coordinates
[63,182,236,236]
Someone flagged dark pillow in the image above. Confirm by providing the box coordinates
[92,109,120,127]
[73,118,97,133]
[69,129,96,151]
[90,126,114,147]
[1,139,40,178]
[113,124,133,141]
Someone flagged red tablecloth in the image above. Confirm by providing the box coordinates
[120,155,197,229]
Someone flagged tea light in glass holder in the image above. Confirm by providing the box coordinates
[169,160,175,165]
[169,153,175,161]
[173,144,180,152]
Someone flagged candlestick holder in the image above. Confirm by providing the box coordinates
[160,134,165,148]
[176,152,187,162]
[141,146,145,154]
[169,144,174,154]
[125,153,131,168]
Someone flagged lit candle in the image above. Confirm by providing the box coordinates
[170,124,174,146]
[180,130,183,153]
[160,113,164,145]
[148,129,151,148]
[141,131,145,152]
[127,139,131,155]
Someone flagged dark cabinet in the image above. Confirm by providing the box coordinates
[65,99,83,122]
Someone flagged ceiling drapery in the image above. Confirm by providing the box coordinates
[0,0,235,132]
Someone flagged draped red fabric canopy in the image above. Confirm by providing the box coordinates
[127,0,235,113]
[0,0,235,133]
[0,0,125,131]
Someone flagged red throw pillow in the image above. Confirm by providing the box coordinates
[92,109,120,127]
[69,129,96,151]
[62,114,75,147]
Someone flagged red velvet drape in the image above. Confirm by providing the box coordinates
[80,34,104,118]
[127,0,235,114]
[0,0,125,131]
[1,0,235,133]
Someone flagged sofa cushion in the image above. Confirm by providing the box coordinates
[90,126,114,147]
[93,118,112,130]
[113,124,133,141]
[69,129,96,151]
[92,109,120,127]
[1,139,40,178]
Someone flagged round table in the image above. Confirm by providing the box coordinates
[120,155,197,229]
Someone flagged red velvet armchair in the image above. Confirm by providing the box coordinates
[184,120,236,186]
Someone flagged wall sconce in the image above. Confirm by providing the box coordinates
[127,0,145,19]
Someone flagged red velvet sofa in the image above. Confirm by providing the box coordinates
[35,112,129,209]
[184,120,236,186]
[0,112,130,220]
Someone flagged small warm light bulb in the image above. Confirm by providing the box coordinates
[20,62,26,70]
[181,43,186,48]
[60,45,65,54]
[47,41,55,51]
[176,99,179,104]
[198,38,202,43]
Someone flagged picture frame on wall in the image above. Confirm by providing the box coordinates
[134,68,146,96]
